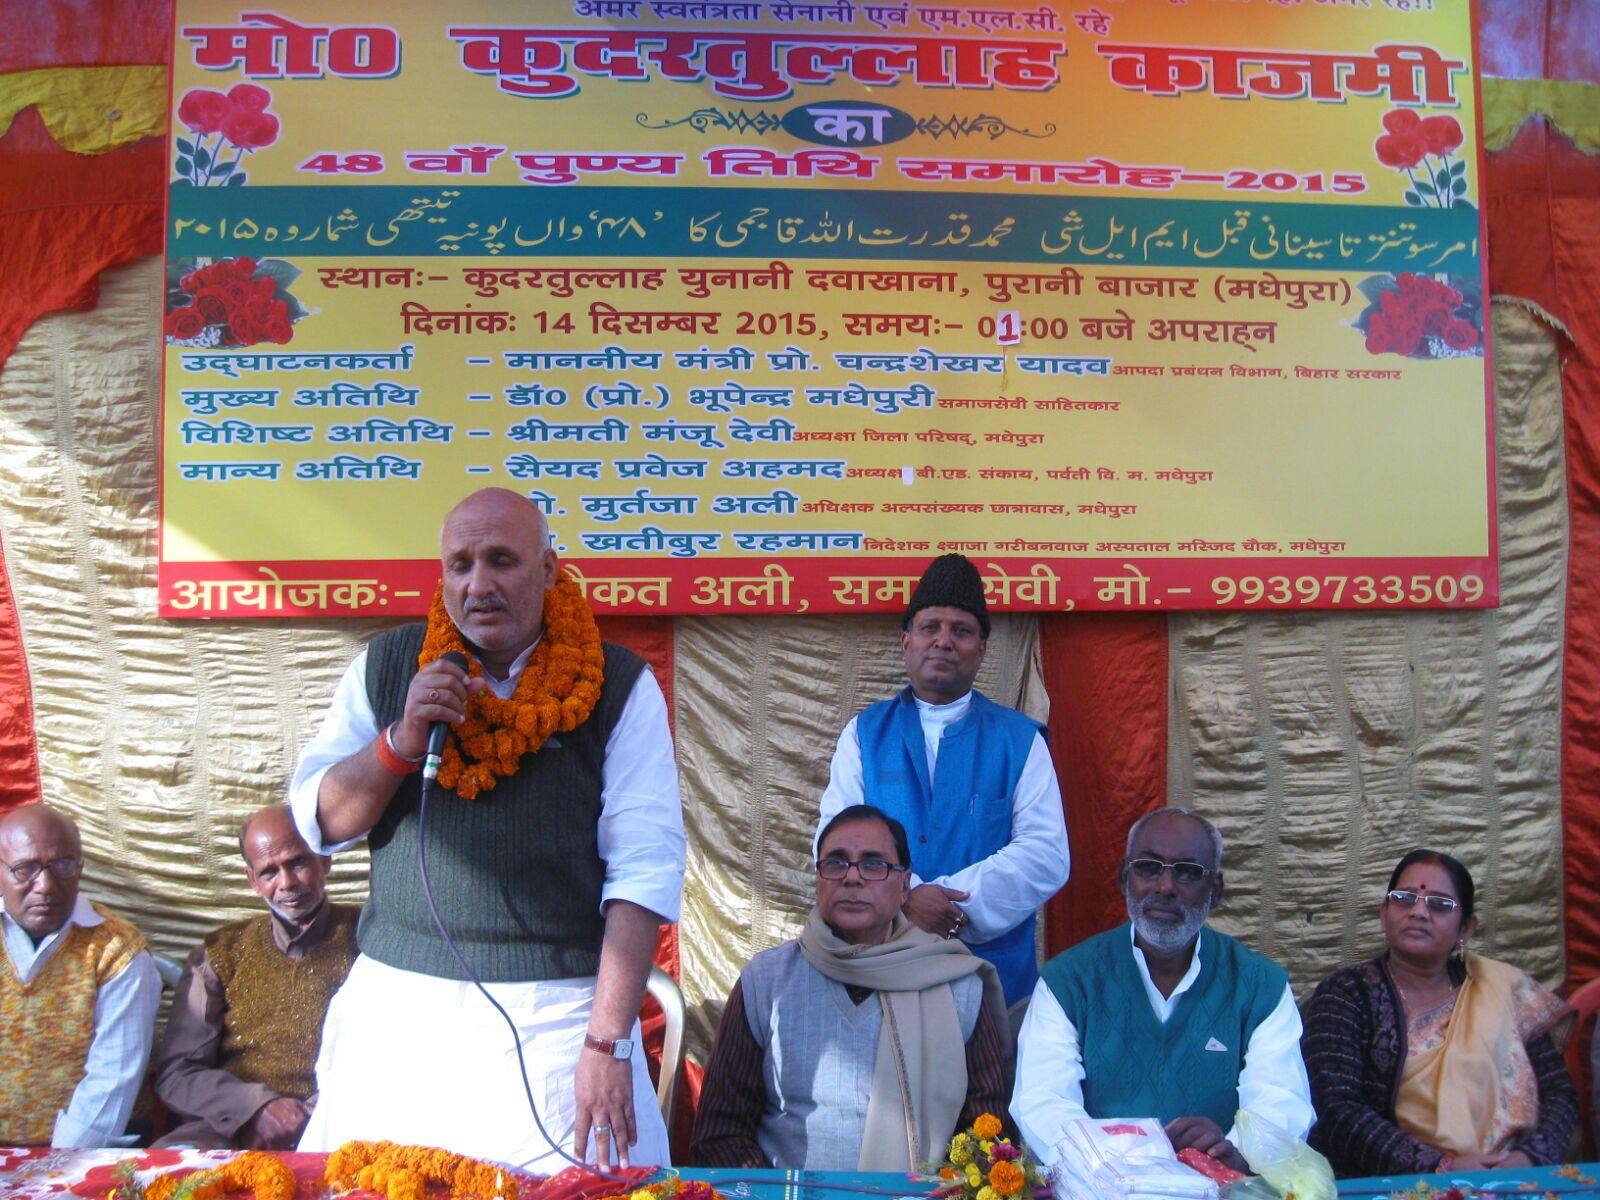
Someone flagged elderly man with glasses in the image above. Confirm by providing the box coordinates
[1012,807,1313,1175]
[691,804,1010,1171]
[0,805,162,1147]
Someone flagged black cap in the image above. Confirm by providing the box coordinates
[903,553,990,638]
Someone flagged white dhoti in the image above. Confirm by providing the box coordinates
[299,954,672,1170]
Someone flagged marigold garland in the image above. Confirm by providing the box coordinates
[136,1151,295,1200]
[326,1139,516,1199]
[418,570,605,799]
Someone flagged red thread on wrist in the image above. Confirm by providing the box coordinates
[375,724,423,775]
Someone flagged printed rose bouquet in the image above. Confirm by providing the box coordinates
[1374,109,1470,210]
[174,83,281,187]
[164,255,309,348]
[1352,271,1483,360]
[931,1113,1047,1200]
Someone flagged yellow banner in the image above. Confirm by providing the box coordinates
[161,1,1492,615]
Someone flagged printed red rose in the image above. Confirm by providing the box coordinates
[264,317,294,344]
[1382,109,1422,134]
[221,109,280,150]
[192,288,230,325]
[252,276,277,300]
[1443,320,1479,350]
[164,307,205,339]
[177,88,231,134]
[231,256,259,280]
[227,83,273,113]
[1376,132,1425,169]
[1420,304,1453,338]
[1419,114,1464,155]
[229,309,262,345]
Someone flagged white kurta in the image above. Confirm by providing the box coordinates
[290,641,683,1169]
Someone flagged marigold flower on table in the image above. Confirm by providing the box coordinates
[972,1113,1003,1140]
[988,1158,1025,1197]
[977,1187,1001,1200]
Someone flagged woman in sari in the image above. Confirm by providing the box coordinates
[1302,850,1577,1177]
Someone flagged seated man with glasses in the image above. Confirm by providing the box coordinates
[0,805,162,1147]
[1013,808,1313,1175]
[691,804,1010,1170]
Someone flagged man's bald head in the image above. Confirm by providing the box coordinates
[0,805,81,854]
[439,487,560,677]
[442,487,550,553]
[0,805,84,940]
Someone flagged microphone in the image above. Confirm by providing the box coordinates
[422,651,470,783]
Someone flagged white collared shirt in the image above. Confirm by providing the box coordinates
[817,691,1070,944]
[289,642,685,923]
[1011,925,1314,1170]
[2,894,163,1147]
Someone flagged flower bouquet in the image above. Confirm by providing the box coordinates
[173,83,281,188]
[1351,271,1483,360]
[164,255,309,348]
[931,1113,1047,1200]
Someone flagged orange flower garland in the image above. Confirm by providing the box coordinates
[325,1139,516,1199]
[139,1151,295,1200]
[418,570,605,799]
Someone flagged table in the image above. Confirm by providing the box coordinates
[1,1149,1596,1200]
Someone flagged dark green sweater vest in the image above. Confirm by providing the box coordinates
[1041,923,1285,1129]
[358,624,646,982]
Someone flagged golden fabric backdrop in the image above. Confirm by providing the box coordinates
[0,260,1570,1069]
[1168,299,1569,994]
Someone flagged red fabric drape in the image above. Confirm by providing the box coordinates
[0,0,172,811]
[1480,1,1600,992]
[1038,613,1169,954]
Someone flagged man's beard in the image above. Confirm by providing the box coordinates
[1127,888,1212,953]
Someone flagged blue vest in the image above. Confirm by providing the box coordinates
[1040,923,1286,1129]
[857,687,1043,1004]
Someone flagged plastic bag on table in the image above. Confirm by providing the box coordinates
[1053,1118,1218,1200]
[1234,1110,1335,1200]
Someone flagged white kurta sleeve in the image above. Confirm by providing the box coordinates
[595,667,685,923]
[815,716,864,847]
[1229,982,1315,1145]
[52,951,162,1148]
[289,649,377,855]
[1011,979,1089,1172]
[931,733,1070,943]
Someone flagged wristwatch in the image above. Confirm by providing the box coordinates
[584,1033,634,1060]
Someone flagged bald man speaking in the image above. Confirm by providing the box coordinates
[291,489,684,1170]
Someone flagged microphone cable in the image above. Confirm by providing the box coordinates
[416,762,638,1184]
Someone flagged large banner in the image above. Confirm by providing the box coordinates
[160,1,1494,616]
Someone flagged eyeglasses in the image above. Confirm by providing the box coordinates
[817,857,908,882]
[1126,858,1214,886]
[1,856,83,886]
[1386,889,1461,914]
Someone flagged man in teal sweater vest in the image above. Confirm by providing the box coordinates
[1012,809,1313,1175]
